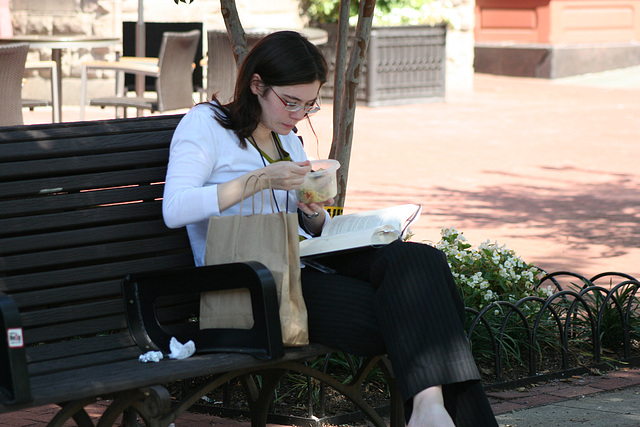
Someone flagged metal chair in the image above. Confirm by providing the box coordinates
[22,60,60,123]
[80,30,201,120]
[205,30,267,104]
[0,42,28,126]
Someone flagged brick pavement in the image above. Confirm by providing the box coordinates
[8,69,640,425]
[488,367,640,416]
[1,367,639,425]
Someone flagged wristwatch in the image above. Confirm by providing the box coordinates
[304,211,320,219]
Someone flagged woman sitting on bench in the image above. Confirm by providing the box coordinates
[162,30,498,427]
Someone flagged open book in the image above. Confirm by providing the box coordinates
[299,204,422,258]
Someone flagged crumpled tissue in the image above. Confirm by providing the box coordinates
[139,351,163,363]
[138,337,196,363]
[168,336,196,360]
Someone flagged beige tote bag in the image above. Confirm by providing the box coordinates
[200,174,309,346]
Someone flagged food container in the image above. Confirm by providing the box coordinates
[296,159,340,204]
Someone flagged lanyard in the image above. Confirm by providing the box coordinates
[247,132,291,213]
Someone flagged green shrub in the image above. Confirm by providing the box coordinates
[301,0,456,27]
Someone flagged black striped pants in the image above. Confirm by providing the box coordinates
[301,240,498,426]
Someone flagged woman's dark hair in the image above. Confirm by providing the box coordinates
[211,30,328,147]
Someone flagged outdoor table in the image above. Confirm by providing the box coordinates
[0,35,120,122]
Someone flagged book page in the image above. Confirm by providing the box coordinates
[300,225,400,257]
[322,204,421,237]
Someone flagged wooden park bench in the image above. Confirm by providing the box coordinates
[0,115,403,426]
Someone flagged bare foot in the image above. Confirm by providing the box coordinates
[407,386,455,427]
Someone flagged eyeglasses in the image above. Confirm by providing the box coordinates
[266,83,321,115]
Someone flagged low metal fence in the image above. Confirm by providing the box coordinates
[468,271,640,387]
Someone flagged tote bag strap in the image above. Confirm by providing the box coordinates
[239,173,276,215]
[234,173,290,258]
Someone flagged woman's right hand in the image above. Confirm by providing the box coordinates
[217,161,311,212]
[262,160,311,191]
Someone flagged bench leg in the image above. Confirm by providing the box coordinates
[269,357,392,427]
[47,398,96,427]
[96,386,171,427]
[239,371,287,427]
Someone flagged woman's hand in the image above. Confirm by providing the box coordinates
[217,161,314,213]
[297,198,335,218]
[297,197,335,236]
[263,160,311,191]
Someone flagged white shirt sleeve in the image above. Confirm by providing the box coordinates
[162,104,223,229]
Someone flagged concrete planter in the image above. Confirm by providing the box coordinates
[319,24,447,107]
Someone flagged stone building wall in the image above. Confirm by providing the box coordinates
[446,0,475,92]
[10,0,474,106]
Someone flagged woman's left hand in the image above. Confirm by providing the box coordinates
[297,198,335,219]
[297,198,334,236]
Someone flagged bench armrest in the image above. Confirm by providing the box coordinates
[0,293,32,405]
[122,261,284,360]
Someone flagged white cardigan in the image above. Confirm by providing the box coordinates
[162,102,327,266]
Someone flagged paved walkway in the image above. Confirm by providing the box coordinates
[6,67,640,426]
[2,368,639,426]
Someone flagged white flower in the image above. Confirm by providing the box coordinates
[541,286,554,297]
[483,290,495,301]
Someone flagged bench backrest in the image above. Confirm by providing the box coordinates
[0,115,195,377]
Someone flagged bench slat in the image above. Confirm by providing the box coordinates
[0,253,194,292]
[28,345,141,377]
[0,200,164,236]
[0,115,182,151]
[21,299,124,329]
[0,220,171,255]
[0,148,169,181]
[2,234,190,273]
[0,167,168,200]
[10,281,119,309]
[0,183,164,218]
[26,332,135,366]
[25,313,128,345]
[0,132,174,162]
[6,276,200,320]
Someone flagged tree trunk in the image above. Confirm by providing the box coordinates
[220,0,249,67]
[330,0,375,208]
